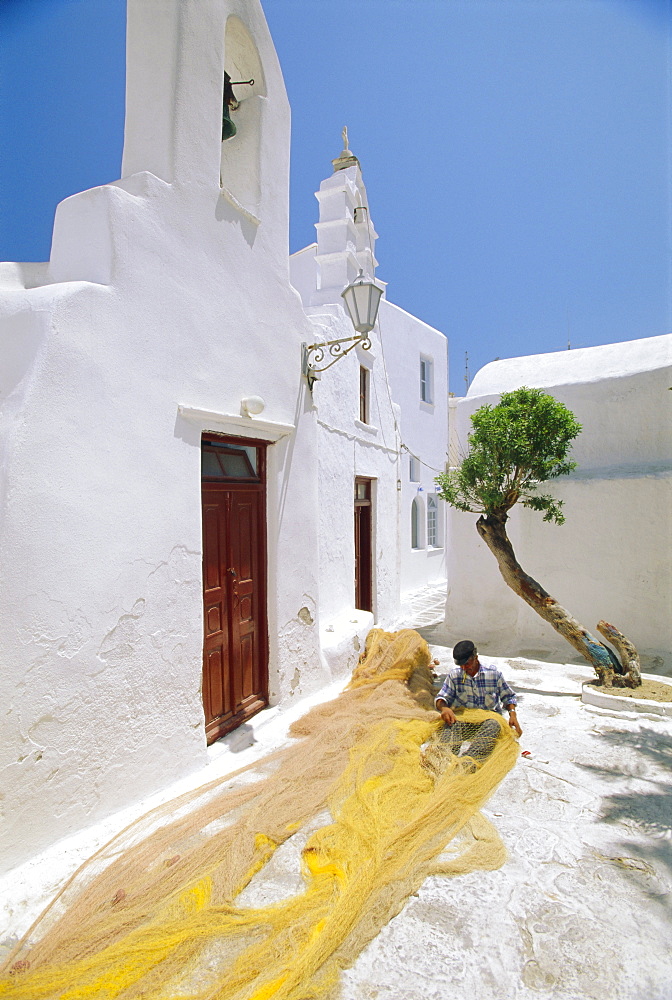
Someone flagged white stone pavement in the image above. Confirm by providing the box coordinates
[2,585,671,999]
[393,579,448,631]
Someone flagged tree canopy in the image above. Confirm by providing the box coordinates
[436,386,582,524]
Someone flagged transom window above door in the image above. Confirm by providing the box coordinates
[202,440,261,481]
[355,479,371,502]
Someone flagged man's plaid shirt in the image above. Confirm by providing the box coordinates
[435,663,518,715]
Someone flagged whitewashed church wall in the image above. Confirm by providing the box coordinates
[0,0,322,875]
[289,154,449,651]
[300,304,402,635]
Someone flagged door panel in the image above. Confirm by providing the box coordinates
[203,505,222,591]
[202,497,230,724]
[205,647,226,724]
[229,492,260,707]
[240,633,254,700]
[236,498,254,579]
[201,449,267,744]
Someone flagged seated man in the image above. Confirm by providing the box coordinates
[435,639,522,763]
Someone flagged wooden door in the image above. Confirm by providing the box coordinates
[202,438,267,744]
[354,477,373,613]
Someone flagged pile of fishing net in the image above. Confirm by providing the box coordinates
[0,629,519,1000]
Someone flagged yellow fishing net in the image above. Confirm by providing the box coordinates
[0,629,519,1000]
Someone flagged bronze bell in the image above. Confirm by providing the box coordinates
[222,104,237,141]
[222,72,238,141]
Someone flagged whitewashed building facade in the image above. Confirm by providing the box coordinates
[444,334,672,673]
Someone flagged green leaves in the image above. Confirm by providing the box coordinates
[436,387,581,524]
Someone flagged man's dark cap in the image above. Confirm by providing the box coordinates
[453,639,476,665]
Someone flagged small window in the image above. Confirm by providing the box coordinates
[420,355,433,404]
[427,494,438,547]
[201,440,260,481]
[411,496,424,549]
[355,479,371,502]
[409,456,421,482]
[359,366,369,424]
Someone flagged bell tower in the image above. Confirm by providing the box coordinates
[311,129,379,306]
[120,0,288,237]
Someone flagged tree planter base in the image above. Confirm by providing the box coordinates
[582,674,672,718]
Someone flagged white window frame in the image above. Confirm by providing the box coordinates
[411,495,425,549]
[359,365,370,424]
[427,494,440,548]
[420,355,433,404]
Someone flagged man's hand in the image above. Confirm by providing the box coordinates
[438,705,457,726]
[507,708,522,737]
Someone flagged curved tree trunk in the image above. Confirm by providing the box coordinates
[476,513,641,688]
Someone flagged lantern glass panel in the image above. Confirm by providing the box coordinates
[342,278,383,334]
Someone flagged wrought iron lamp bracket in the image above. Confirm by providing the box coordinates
[302,334,372,392]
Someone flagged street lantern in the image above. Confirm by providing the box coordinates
[302,270,383,391]
[340,270,384,335]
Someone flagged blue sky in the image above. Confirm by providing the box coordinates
[0,0,669,393]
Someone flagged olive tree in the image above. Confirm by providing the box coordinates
[436,386,640,687]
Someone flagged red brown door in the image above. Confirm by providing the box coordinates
[202,438,268,744]
[354,477,373,613]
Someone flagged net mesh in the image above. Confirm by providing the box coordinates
[0,628,519,1000]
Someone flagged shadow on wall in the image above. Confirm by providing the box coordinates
[275,362,312,532]
[215,192,258,248]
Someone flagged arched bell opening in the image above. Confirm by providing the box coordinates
[220,16,266,218]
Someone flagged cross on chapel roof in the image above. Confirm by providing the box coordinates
[332,126,360,172]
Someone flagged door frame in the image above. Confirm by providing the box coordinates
[201,434,269,743]
[354,476,374,613]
